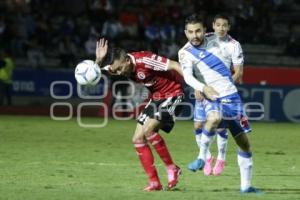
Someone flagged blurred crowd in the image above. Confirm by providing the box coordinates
[0,0,300,68]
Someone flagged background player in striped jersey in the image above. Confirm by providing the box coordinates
[95,38,217,191]
[188,14,245,176]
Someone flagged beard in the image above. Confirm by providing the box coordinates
[191,38,202,46]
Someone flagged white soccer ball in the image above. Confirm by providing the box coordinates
[74,60,101,85]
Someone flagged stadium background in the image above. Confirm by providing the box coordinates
[0,1,300,200]
[1,0,300,122]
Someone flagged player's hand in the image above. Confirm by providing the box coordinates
[194,90,204,101]
[203,86,219,101]
[95,38,108,65]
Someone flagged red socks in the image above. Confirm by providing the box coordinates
[134,143,160,183]
[147,132,174,167]
[134,132,175,183]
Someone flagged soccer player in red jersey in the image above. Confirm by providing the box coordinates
[94,38,185,191]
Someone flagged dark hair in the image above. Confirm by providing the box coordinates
[109,47,127,64]
[213,14,231,24]
[185,14,205,28]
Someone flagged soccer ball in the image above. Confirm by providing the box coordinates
[74,60,101,85]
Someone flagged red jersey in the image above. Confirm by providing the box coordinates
[128,51,183,100]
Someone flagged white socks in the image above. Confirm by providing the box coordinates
[195,131,213,160]
[216,130,228,161]
[238,151,253,190]
[195,129,228,161]
[195,134,202,149]
[194,129,212,160]
[198,129,215,161]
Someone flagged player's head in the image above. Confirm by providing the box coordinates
[184,14,206,47]
[109,48,133,76]
[213,14,231,38]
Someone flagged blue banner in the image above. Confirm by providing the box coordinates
[237,85,300,123]
[12,68,106,97]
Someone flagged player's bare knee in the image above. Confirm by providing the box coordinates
[144,130,155,138]
[142,125,153,137]
[132,126,146,144]
[194,121,203,130]
[132,136,144,144]
[142,119,160,137]
[207,112,221,127]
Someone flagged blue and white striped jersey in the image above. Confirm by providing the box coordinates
[178,33,243,98]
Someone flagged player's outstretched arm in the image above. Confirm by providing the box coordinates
[95,38,108,66]
[167,60,183,76]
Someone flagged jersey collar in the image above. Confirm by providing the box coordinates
[218,34,229,41]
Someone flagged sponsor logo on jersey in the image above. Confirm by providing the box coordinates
[137,71,146,79]
[199,52,205,59]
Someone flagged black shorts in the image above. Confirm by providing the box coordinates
[137,95,184,133]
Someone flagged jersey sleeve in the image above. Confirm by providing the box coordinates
[232,42,244,66]
[142,53,169,71]
[178,50,205,92]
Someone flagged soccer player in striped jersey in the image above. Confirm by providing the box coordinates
[189,14,245,176]
[179,14,260,193]
[95,38,216,191]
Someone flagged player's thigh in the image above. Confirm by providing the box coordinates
[133,119,161,143]
[132,123,145,143]
[135,100,160,140]
[206,111,222,126]
[202,99,221,125]
[143,118,161,138]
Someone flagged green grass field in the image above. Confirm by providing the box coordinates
[0,115,300,200]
